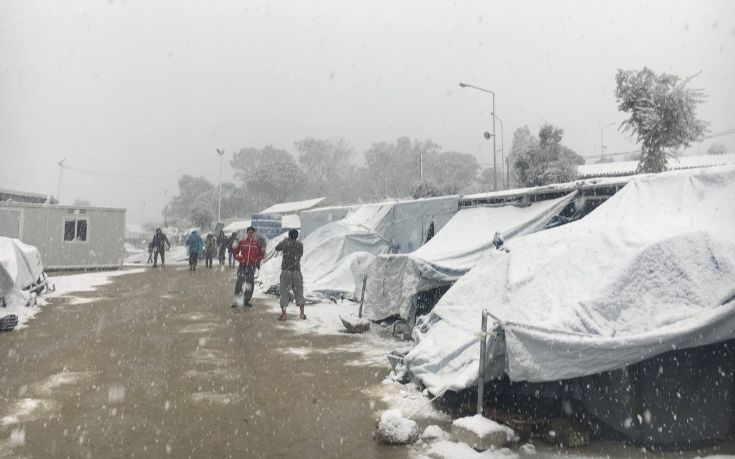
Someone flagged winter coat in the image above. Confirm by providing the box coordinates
[152,231,170,252]
[233,237,264,266]
[216,232,228,255]
[204,236,217,258]
[185,231,204,257]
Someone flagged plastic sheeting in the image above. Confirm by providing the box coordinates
[404,166,735,395]
[258,202,396,299]
[258,196,459,300]
[0,237,44,298]
[361,192,577,321]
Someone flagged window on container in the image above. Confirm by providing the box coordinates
[76,219,87,241]
[64,220,76,241]
[64,218,88,242]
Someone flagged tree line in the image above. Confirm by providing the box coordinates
[165,67,710,229]
[165,137,486,229]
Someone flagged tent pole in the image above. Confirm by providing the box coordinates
[478,309,488,415]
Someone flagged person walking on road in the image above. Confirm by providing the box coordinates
[151,228,171,268]
[275,229,306,321]
[217,230,228,268]
[204,233,217,269]
[186,230,204,271]
[232,226,264,307]
[227,232,239,268]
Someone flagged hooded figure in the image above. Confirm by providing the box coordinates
[151,228,171,268]
[185,230,204,271]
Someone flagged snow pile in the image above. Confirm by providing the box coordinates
[405,166,735,394]
[421,425,451,441]
[376,409,419,444]
[453,415,516,443]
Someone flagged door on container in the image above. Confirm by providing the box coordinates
[0,209,22,238]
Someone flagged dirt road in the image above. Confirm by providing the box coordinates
[0,266,408,458]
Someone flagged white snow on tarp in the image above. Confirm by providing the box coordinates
[258,196,459,300]
[577,153,735,179]
[258,202,395,299]
[405,166,735,394]
[222,219,251,234]
[361,192,576,320]
[281,214,301,229]
[260,197,325,214]
[0,237,44,298]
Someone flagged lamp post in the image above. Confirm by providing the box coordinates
[56,158,66,203]
[494,114,504,189]
[600,122,615,161]
[216,148,225,222]
[459,82,497,191]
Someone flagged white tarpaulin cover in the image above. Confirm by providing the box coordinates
[404,166,735,395]
[0,236,44,298]
[361,192,577,321]
[258,202,395,299]
[258,196,459,300]
[260,197,326,214]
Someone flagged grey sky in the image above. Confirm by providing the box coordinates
[2,0,734,224]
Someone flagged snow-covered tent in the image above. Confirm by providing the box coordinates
[403,166,735,445]
[0,236,46,307]
[299,205,356,238]
[361,192,577,321]
[258,195,459,300]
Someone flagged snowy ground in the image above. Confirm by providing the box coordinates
[5,268,734,458]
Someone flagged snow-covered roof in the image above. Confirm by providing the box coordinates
[260,197,326,214]
[461,175,631,203]
[222,220,251,233]
[577,153,735,179]
[0,188,57,204]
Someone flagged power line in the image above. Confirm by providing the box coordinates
[64,166,178,184]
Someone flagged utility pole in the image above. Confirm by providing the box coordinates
[216,148,225,222]
[600,122,616,161]
[419,151,423,183]
[56,158,66,203]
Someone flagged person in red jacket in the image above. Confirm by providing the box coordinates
[232,226,265,307]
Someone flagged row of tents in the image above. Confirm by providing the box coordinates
[255,165,735,447]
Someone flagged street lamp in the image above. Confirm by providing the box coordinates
[460,82,497,191]
[600,122,616,160]
[216,148,225,222]
[493,114,504,189]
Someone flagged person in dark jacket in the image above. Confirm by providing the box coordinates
[216,230,228,268]
[275,229,306,320]
[232,226,264,307]
[151,228,171,268]
[204,233,217,268]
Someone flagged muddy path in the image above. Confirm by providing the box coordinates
[0,266,408,458]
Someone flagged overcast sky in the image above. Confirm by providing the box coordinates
[2,0,734,224]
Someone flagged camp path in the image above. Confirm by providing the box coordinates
[0,266,408,458]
